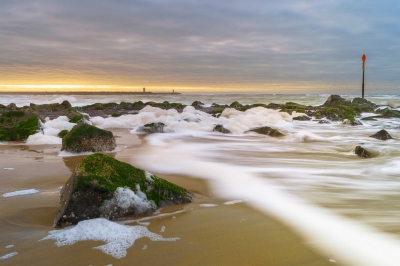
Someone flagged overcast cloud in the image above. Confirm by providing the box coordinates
[1,0,399,92]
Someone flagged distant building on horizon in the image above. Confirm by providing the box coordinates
[143,87,146,93]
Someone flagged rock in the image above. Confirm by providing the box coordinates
[352,97,377,108]
[61,123,116,153]
[0,111,39,141]
[248,126,284,137]
[374,108,400,118]
[54,153,193,227]
[137,123,166,133]
[61,100,72,109]
[355,146,371,158]
[191,101,204,109]
[342,119,363,126]
[213,124,231,134]
[323,95,351,106]
[361,116,377,121]
[369,129,393,140]
[7,103,17,110]
[318,119,331,124]
[293,115,311,121]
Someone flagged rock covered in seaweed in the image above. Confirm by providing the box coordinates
[369,129,393,140]
[0,111,39,141]
[323,95,351,106]
[61,123,116,153]
[355,146,371,158]
[54,153,193,227]
[248,126,284,137]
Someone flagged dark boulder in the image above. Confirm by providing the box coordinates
[54,153,193,227]
[355,146,371,158]
[61,123,116,153]
[213,124,231,134]
[374,108,400,118]
[137,122,166,133]
[352,97,377,108]
[191,101,204,109]
[229,101,242,108]
[248,126,284,137]
[369,129,393,140]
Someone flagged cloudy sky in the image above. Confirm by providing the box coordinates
[1,0,399,93]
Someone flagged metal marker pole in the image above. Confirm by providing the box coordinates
[362,54,366,99]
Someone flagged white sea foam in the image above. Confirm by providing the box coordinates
[26,116,76,145]
[91,105,293,135]
[3,189,39,197]
[41,218,179,259]
[199,204,218,208]
[133,133,400,266]
[3,168,14,170]
[0,252,18,260]
[223,200,243,205]
[145,171,154,182]
[160,226,165,233]
[101,186,156,213]
[5,245,14,249]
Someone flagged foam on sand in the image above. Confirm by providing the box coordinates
[223,200,243,205]
[3,189,39,198]
[0,252,18,260]
[41,218,179,259]
[101,186,156,214]
[3,168,14,170]
[199,204,218,208]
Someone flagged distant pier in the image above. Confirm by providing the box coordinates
[0,91,181,95]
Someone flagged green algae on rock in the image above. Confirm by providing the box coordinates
[370,129,393,140]
[137,122,166,133]
[213,124,231,134]
[54,153,193,227]
[0,111,39,141]
[61,123,116,153]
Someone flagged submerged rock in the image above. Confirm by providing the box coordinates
[212,124,231,134]
[61,123,116,153]
[343,119,363,126]
[54,153,193,227]
[355,146,371,158]
[369,129,393,140]
[0,111,39,141]
[248,126,284,137]
[318,119,331,124]
[137,122,166,133]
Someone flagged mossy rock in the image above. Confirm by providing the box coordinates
[191,101,204,109]
[323,95,351,106]
[229,101,242,108]
[137,122,166,133]
[314,105,357,122]
[0,116,39,141]
[62,108,89,123]
[61,123,116,153]
[54,153,193,227]
[58,130,69,138]
[293,115,311,121]
[0,111,39,141]
[374,108,400,118]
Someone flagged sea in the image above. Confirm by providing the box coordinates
[2,93,400,266]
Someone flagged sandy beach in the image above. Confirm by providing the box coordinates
[0,129,335,266]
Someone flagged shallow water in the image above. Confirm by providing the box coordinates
[2,93,400,265]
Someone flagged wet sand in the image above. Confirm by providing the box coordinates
[0,130,336,265]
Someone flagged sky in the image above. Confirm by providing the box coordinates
[1,0,400,93]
